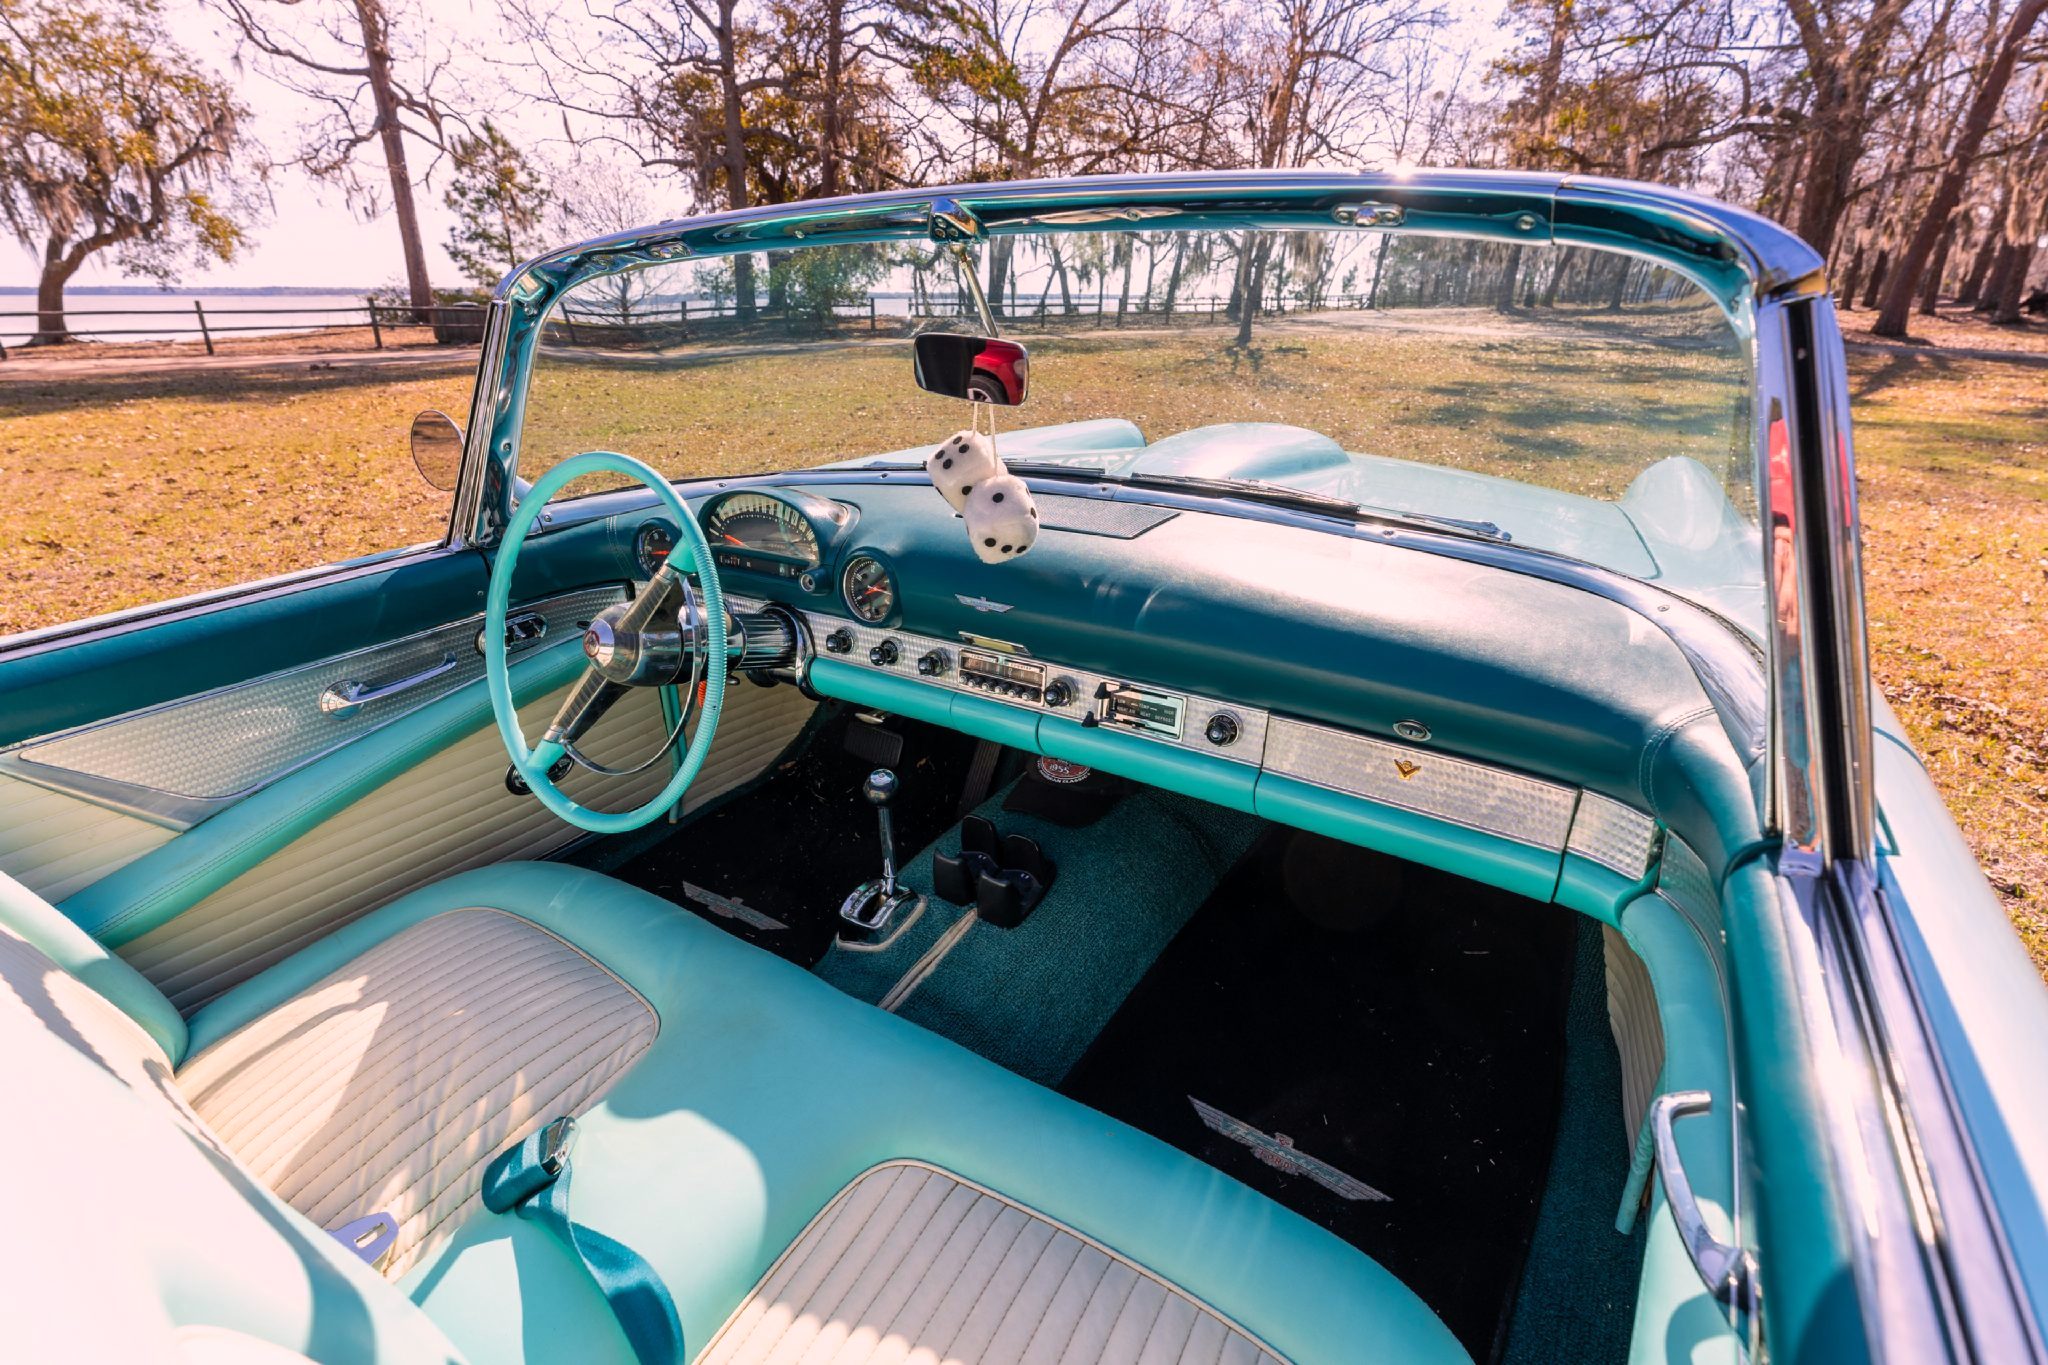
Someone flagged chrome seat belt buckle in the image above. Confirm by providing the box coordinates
[329,1210,400,1269]
[482,1115,579,1213]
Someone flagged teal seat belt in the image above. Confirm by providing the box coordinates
[481,1117,684,1365]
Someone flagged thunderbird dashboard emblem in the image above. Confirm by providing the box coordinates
[956,594,1014,613]
[1394,758,1422,780]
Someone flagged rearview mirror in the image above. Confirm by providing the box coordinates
[409,409,464,492]
[912,333,1028,406]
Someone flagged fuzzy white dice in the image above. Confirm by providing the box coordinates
[963,473,1039,562]
[926,429,1001,511]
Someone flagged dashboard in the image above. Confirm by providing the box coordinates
[685,482,1703,927]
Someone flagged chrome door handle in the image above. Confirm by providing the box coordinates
[319,653,460,716]
[1652,1091,1760,1334]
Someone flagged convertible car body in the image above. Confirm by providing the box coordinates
[4,171,2046,1365]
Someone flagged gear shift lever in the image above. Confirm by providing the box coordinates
[839,768,922,938]
[866,769,902,896]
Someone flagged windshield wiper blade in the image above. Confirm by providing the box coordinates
[1118,472,1511,542]
[874,459,1509,542]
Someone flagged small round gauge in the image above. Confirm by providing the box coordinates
[842,554,896,623]
[633,521,674,576]
[702,491,822,567]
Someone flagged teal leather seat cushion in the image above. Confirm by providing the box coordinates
[185,863,1469,1365]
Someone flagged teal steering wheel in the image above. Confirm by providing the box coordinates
[484,451,727,833]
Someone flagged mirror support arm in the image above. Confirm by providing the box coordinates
[949,242,999,337]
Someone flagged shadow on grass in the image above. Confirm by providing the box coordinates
[0,354,478,418]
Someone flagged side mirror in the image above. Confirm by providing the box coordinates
[409,409,464,492]
[913,332,1028,406]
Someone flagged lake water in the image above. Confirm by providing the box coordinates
[0,292,373,345]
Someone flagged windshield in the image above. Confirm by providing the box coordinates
[518,228,1759,622]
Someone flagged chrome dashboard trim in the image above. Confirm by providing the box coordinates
[774,602,1270,768]
[0,586,624,827]
[1263,717,1577,851]
[779,595,1643,860]
[1567,791,1662,878]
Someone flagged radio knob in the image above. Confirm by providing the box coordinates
[917,649,950,677]
[1204,712,1242,747]
[869,639,900,667]
[1043,678,1075,708]
[824,628,853,654]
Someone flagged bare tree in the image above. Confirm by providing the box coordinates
[1874,0,2048,334]
[215,0,465,311]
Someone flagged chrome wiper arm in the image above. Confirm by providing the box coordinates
[1120,472,1512,542]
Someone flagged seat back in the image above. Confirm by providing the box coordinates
[0,871,464,1364]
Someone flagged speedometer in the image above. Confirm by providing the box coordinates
[702,491,822,580]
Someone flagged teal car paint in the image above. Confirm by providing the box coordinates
[0,170,2040,1365]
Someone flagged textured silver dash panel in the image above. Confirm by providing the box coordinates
[13,587,623,804]
[1566,791,1660,878]
[795,608,1269,767]
[1263,718,1575,849]
[1657,836,1720,947]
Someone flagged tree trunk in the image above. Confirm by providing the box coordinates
[985,238,1015,319]
[30,243,84,346]
[1956,221,2000,305]
[1859,248,1890,309]
[1499,247,1523,313]
[1873,0,2048,336]
[1917,217,1955,315]
[817,0,845,197]
[1839,242,1866,310]
[1990,242,2038,323]
[1977,242,2018,312]
[354,0,434,314]
[712,0,755,319]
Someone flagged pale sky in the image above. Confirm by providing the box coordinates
[6,0,1512,292]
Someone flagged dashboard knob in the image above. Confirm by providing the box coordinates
[869,638,901,667]
[1204,712,1242,747]
[917,649,950,677]
[824,627,853,654]
[1043,678,1075,708]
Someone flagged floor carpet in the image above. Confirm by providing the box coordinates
[1497,916,1647,1364]
[602,708,982,966]
[816,781,1263,1086]
[1060,827,1579,1363]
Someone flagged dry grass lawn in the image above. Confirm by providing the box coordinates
[1,310,2042,970]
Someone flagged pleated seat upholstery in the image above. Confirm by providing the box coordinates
[3,861,1469,1365]
[179,908,658,1278]
[701,1162,1286,1365]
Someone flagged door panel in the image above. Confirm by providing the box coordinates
[116,676,818,1010]
[0,548,487,750]
[0,776,175,902]
[0,584,622,829]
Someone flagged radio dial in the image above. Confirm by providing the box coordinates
[917,649,950,677]
[1205,712,1242,747]
[1043,678,1075,708]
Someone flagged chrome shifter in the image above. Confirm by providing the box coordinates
[839,768,923,938]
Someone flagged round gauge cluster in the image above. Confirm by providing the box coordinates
[841,554,896,622]
[702,491,822,580]
[632,521,674,576]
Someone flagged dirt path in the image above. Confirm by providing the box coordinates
[0,344,477,382]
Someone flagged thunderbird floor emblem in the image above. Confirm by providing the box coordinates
[956,594,1014,613]
[1189,1097,1389,1202]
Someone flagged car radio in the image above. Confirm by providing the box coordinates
[959,648,1047,703]
[1092,680,1186,740]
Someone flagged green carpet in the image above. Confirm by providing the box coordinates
[816,782,1262,1085]
[1499,914,1646,1364]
